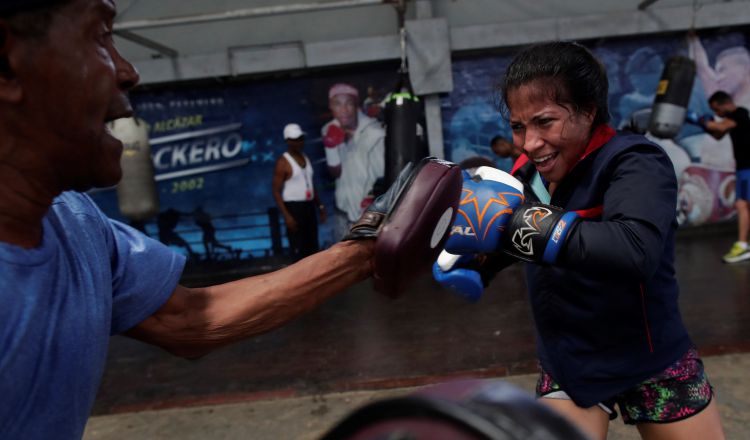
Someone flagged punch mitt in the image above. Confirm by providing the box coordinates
[345,157,463,297]
[320,379,590,440]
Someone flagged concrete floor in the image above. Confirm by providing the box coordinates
[83,353,749,440]
[83,225,750,439]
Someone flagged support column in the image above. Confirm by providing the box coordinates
[414,0,448,160]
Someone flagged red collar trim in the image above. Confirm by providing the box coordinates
[580,124,616,161]
[510,124,615,176]
[510,155,528,175]
[574,205,603,218]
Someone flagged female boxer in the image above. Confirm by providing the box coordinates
[437,42,725,440]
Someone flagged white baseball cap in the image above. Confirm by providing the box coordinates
[283,123,305,140]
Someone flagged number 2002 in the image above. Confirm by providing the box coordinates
[171,177,205,193]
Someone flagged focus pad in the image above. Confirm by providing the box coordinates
[373,158,462,297]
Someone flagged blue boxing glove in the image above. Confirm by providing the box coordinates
[433,249,518,302]
[685,110,713,130]
[434,166,524,302]
[444,166,581,266]
[685,109,702,125]
[433,251,484,302]
[444,166,526,254]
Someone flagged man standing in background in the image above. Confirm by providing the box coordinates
[321,83,385,238]
[701,92,750,263]
[272,123,326,260]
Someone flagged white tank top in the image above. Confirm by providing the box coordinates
[282,152,314,202]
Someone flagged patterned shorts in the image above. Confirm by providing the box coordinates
[536,348,713,424]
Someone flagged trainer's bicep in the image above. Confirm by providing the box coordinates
[125,284,207,351]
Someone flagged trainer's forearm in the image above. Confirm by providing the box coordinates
[210,240,373,337]
[136,240,374,357]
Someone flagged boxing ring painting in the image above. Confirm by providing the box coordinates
[89,25,750,275]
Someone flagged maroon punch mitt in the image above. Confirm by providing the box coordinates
[344,158,462,296]
[373,158,462,296]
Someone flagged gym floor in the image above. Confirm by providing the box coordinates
[85,224,750,439]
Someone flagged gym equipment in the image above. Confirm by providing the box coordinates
[109,117,160,221]
[648,56,696,139]
[383,0,427,188]
[320,379,590,440]
[346,158,462,297]
[384,76,424,187]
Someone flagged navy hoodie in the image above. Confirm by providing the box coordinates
[511,125,692,407]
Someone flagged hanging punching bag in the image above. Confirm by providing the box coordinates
[384,73,426,187]
[109,117,160,221]
[648,56,696,139]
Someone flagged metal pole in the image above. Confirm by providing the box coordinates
[114,0,388,31]
[638,0,661,11]
[114,30,179,58]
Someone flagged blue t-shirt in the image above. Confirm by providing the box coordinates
[0,192,185,439]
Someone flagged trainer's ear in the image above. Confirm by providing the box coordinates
[0,20,22,103]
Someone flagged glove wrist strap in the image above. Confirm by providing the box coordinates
[502,203,580,264]
[343,212,384,240]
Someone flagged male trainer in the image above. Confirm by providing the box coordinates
[0,1,459,439]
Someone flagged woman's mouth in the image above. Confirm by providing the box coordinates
[533,152,558,173]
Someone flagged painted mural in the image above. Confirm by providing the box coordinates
[90,27,750,270]
[89,67,397,269]
[443,28,750,227]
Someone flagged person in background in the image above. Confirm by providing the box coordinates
[272,123,326,260]
[490,135,520,172]
[696,91,750,262]
[322,83,385,238]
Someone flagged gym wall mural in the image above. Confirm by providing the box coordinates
[89,26,749,270]
[444,27,750,227]
[88,68,396,270]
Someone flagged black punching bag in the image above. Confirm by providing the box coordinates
[384,73,426,187]
[648,56,696,139]
[109,117,160,221]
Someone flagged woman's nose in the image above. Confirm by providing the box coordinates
[522,130,544,155]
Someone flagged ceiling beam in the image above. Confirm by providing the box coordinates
[115,30,179,58]
[114,0,390,31]
[638,0,661,10]
[131,1,750,85]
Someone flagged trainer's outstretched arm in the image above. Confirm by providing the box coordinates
[126,240,374,358]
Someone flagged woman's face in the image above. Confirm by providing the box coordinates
[507,82,595,183]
